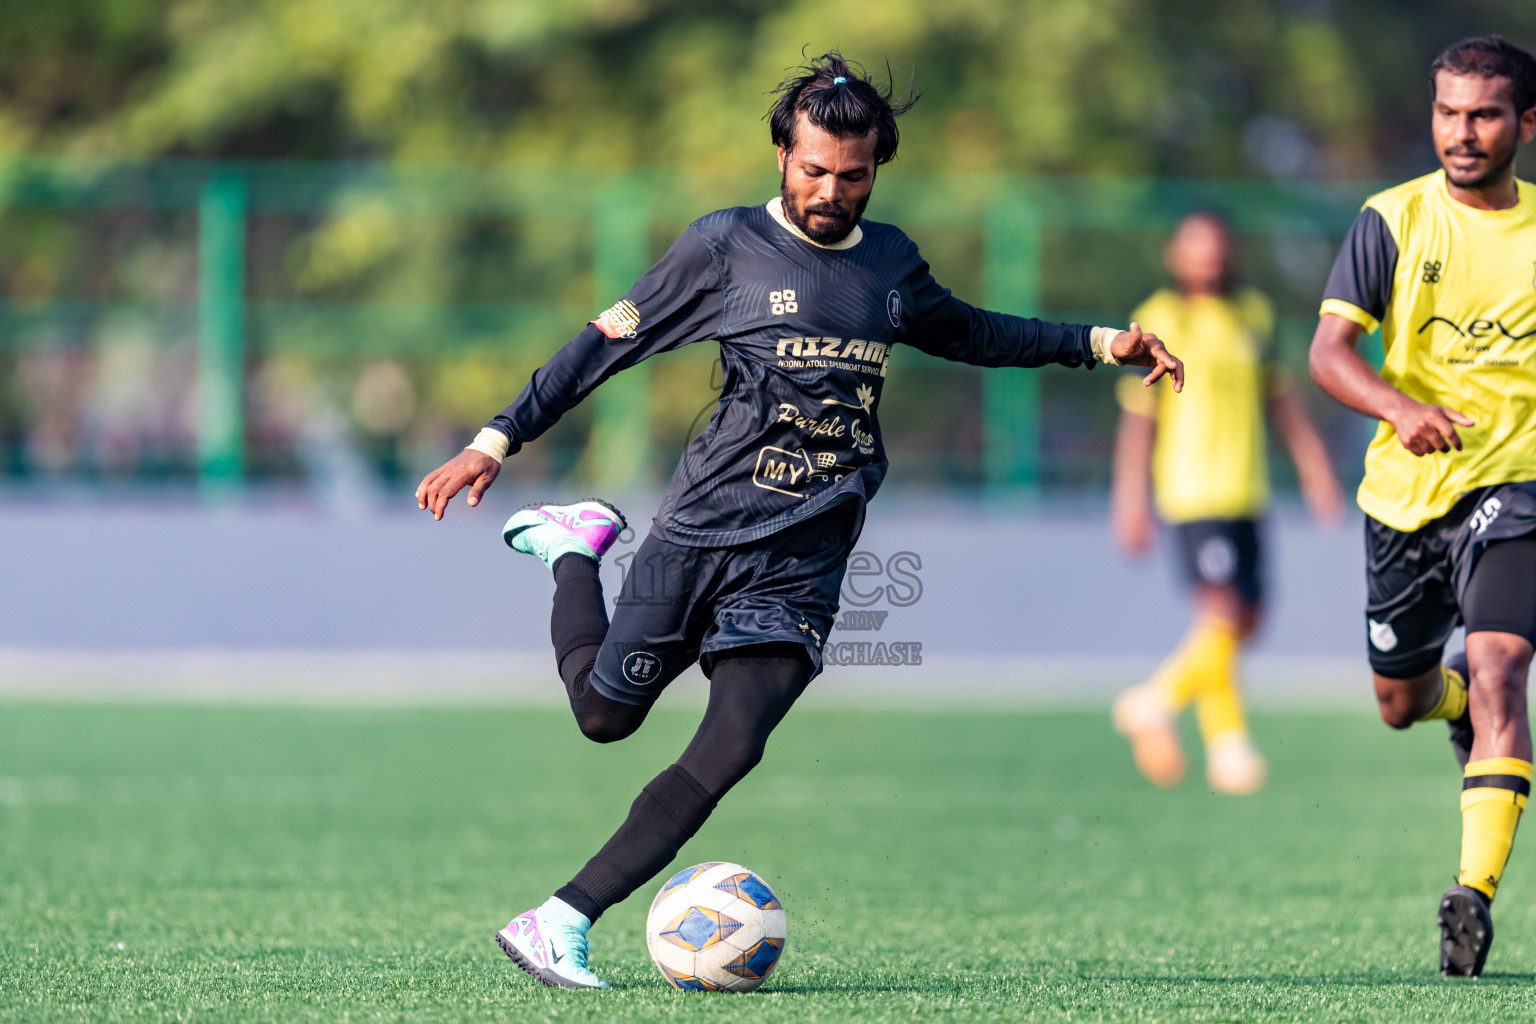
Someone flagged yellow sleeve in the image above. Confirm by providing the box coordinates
[1319,298,1380,334]
[1116,372,1159,417]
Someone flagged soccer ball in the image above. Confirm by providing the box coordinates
[645,861,786,991]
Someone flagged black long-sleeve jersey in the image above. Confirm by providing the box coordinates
[487,199,1101,547]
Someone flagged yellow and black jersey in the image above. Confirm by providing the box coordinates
[1117,287,1279,523]
[1321,170,1536,532]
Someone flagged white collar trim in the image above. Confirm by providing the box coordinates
[766,196,863,250]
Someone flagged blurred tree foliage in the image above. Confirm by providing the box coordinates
[0,0,1533,490]
[2,0,1532,176]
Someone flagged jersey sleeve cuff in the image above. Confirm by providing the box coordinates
[1319,298,1379,334]
[1089,326,1123,366]
[465,426,512,464]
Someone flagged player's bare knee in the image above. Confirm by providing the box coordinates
[1470,653,1529,718]
[1374,678,1422,729]
[1376,697,1417,730]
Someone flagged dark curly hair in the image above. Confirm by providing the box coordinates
[766,51,919,166]
[1431,36,1536,113]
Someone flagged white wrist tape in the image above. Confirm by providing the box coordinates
[464,427,511,464]
[1090,326,1123,366]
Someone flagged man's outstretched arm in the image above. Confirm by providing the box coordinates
[903,260,1182,389]
[416,226,725,519]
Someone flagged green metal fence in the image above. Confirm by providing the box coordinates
[0,159,1375,496]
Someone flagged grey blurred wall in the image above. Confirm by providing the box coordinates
[0,492,1364,659]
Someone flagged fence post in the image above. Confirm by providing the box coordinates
[197,172,247,492]
[982,196,1043,494]
[587,181,652,489]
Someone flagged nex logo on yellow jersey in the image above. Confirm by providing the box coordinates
[1416,316,1536,341]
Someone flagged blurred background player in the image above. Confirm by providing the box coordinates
[1111,211,1344,795]
[1309,36,1536,975]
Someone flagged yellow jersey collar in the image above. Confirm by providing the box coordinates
[1435,169,1530,218]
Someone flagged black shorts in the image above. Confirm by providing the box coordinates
[1365,480,1536,678]
[589,501,860,706]
[1173,518,1264,604]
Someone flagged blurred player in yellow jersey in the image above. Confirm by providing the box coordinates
[1111,211,1344,795]
[1310,36,1536,976]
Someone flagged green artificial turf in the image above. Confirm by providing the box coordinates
[3,700,1535,1022]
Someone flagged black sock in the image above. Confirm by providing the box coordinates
[552,644,812,922]
[551,553,608,699]
[555,764,716,923]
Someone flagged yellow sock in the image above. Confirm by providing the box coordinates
[1459,757,1532,901]
[1188,623,1244,744]
[1150,620,1239,715]
[1419,661,1469,721]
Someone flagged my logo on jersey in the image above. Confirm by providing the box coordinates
[1417,316,1536,341]
[769,289,799,316]
[591,299,641,339]
[752,445,833,497]
[1421,260,1443,284]
[886,290,902,327]
[1368,618,1398,652]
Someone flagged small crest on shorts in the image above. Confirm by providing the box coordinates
[592,299,641,339]
[622,649,663,685]
[1368,618,1398,652]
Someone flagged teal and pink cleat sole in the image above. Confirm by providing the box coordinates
[501,499,627,566]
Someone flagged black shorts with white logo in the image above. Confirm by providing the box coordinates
[588,501,859,706]
[1365,480,1536,678]
[1173,518,1264,604]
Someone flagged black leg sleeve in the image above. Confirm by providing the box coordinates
[552,552,609,693]
[1464,537,1536,644]
[676,643,812,797]
[550,553,650,742]
[553,643,812,923]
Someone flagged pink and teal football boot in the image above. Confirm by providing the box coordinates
[496,900,610,989]
[501,499,626,570]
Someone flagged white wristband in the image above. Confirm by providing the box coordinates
[465,427,511,464]
[1090,326,1123,366]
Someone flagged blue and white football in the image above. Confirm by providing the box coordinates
[645,861,786,991]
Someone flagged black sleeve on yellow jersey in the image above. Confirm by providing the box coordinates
[902,253,1095,369]
[485,226,725,452]
[1323,206,1398,324]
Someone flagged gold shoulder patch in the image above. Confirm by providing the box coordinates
[591,299,641,339]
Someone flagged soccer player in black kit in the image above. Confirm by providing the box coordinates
[416,53,1184,989]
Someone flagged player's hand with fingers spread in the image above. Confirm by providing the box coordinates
[1111,322,1184,393]
[1388,398,1475,456]
[416,450,501,521]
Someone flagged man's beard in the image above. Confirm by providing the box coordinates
[1444,141,1517,190]
[781,173,868,244]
